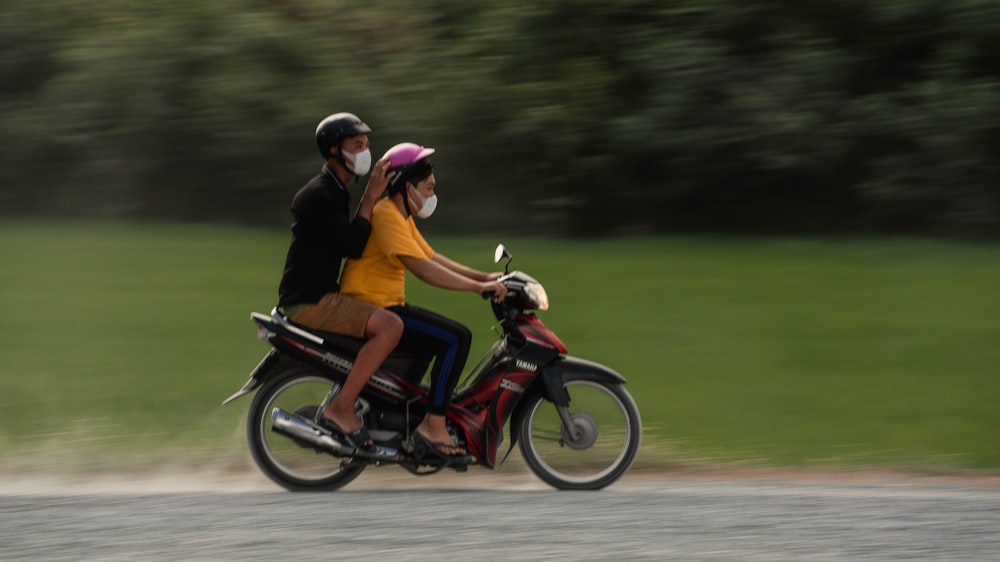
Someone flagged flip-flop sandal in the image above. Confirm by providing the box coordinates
[410,431,472,462]
[319,417,376,451]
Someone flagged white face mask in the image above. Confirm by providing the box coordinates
[342,148,372,176]
[409,185,438,219]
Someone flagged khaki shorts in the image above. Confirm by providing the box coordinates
[289,292,376,338]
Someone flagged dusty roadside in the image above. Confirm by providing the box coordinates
[2,464,998,495]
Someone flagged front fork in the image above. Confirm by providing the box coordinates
[546,368,582,443]
[555,405,584,442]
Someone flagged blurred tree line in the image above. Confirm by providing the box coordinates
[1,0,999,237]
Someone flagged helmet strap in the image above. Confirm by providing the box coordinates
[334,145,349,172]
[329,145,361,182]
[388,165,415,210]
[402,183,414,217]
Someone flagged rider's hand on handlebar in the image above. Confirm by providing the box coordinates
[479,280,507,302]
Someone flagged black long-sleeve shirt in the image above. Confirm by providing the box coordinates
[278,168,371,307]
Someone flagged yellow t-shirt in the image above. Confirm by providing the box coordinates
[340,198,435,308]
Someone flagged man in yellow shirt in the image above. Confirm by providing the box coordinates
[340,142,506,459]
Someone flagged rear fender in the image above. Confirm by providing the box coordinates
[222,350,288,405]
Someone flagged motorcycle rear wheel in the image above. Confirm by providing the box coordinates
[518,375,641,490]
[247,365,366,491]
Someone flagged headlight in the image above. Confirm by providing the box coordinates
[523,281,549,311]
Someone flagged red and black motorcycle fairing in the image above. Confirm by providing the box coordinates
[448,312,568,467]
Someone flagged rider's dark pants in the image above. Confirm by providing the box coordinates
[388,304,471,416]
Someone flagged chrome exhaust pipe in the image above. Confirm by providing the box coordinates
[270,408,399,461]
[271,408,355,456]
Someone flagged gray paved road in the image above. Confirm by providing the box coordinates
[2,474,999,561]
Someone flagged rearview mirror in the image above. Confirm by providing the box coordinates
[494,244,508,263]
[493,244,512,273]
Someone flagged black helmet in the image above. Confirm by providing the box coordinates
[315,112,372,159]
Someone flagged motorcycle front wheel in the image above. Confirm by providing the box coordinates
[247,365,366,491]
[518,375,642,490]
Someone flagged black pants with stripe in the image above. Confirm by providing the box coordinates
[388,304,472,415]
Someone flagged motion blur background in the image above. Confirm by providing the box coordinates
[2,1,998,476]
[3,0,999,237]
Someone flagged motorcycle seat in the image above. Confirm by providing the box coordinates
[266,308,431,383]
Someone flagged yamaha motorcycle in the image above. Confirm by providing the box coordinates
[223,244,642,490]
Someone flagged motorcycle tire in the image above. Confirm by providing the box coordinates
[518,375,641,490]
[247,364,366,491]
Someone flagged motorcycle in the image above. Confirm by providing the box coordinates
[223,244,642,491]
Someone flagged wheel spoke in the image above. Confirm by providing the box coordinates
[532,432,562,438]
[532,428,563,442]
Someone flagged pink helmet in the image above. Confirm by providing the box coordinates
[382,142,435,170]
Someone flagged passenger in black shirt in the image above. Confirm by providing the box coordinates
[277,112,402,450]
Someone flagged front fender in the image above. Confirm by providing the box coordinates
[538,355,627,407]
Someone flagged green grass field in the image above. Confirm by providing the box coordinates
[1,222,998,474]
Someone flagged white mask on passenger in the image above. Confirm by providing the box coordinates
[409,185,438,219]
[342,148,372,176]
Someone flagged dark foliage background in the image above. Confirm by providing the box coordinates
[2,0,998,237]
